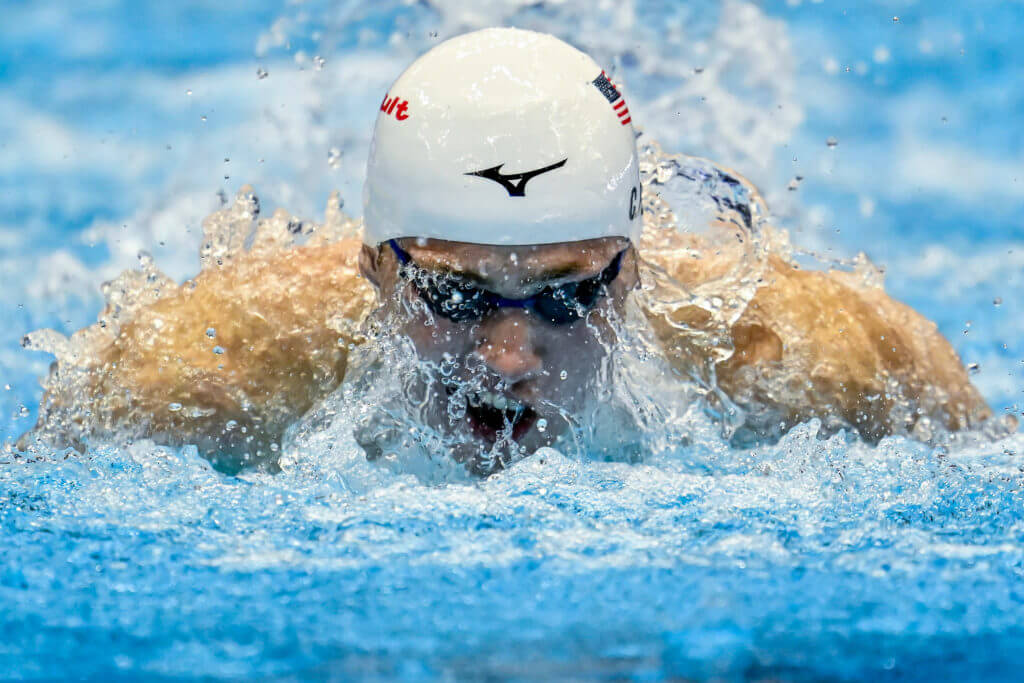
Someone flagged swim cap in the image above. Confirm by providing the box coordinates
[362,28,641,246]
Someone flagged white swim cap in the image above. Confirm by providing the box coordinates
[362,27,641,246]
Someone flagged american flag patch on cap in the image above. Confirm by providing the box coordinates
[592,71,631,125]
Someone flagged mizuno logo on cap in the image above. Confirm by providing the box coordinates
[465,158,568,197]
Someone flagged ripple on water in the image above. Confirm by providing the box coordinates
[2,422,1024,679]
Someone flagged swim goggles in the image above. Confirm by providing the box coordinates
[388,239,626,325]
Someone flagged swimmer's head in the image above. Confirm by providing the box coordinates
[362,27,641,247]
[359,29,642,469]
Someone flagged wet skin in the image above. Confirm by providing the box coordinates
[359,237,639,462]
[21,214,999,473]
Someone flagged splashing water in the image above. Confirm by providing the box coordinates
[5,135,1022,678]
[23,136,999,478]
[19,186,372,472]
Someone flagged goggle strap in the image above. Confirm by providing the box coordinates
[388,239,412,266]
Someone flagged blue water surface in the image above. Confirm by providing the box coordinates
[2,1,1023,680]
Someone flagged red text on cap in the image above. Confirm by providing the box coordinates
[380,93,409,121]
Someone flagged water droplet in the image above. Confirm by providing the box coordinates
[892,16,899,22]
[327,147,342,169]
[213,345,226,355]
[968,362,981,375]
[826,136,838,148]
[18,405,29,417]
[168,402,183,412]
[993,297,1002,306]
[536,419,548,433]
[314,55,326,70]
[200,115,207,122]
[206,327,216,338]
[559,370,568,380]
[256,66,269,80]
[186,89,193,96]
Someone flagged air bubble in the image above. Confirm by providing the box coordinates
[327,147,342,169]
[968,363,981,375]
[560,370,568,380]
[536,419,548,433]
[826,136,838,148]
[168,402,183,412]
[256,67,268,80]
[993,297,1002,306]
[213,346,226,355]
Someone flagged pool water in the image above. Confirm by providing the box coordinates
[2,1,1023,680]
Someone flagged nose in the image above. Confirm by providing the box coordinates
[474,310,543,383]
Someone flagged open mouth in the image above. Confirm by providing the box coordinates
[463,390,538,443]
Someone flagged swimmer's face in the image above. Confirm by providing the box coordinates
[360,237,638,468]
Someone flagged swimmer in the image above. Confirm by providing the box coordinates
[19,28,1008,473]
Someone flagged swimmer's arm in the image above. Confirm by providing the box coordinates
[716,256,994,440]
[643,231,998,441]
[23,239,374,469]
